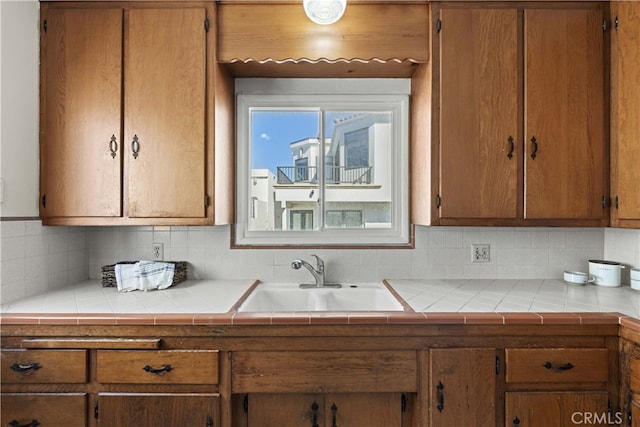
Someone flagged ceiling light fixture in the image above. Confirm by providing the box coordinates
[303,0,347,25]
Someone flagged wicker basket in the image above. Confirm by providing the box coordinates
[101,261,188,288]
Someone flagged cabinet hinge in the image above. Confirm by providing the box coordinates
[41,194,46,208]
[401,393,407,413]
[602,195,607,209]
[615,16,619,30]
[205,194,211,208]
[496,356,500,375]
[602,19,608,31]
[243,394,249,414]
[436,194,442,209]
[436,19,442,33]
[615,195,619,209]
[205,18,210,32]
[94,400,99,419]
[43,19,48,33]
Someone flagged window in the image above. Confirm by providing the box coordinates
[235,79,410,246]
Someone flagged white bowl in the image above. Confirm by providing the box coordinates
[563,271,594,285]
[631,267,640,281]
[631,278,640,291]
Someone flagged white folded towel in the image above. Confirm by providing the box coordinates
[115,261,175,292]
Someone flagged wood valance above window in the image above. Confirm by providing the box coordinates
[217,2,429,77]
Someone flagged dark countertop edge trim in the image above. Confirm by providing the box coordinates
[1,312,635,328]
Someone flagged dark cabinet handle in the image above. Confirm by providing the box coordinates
[131,134,140,159]
[530,136,538,159]
[310,401,319,427]
[142,364,173,374]
[436,381,445,412]
[543,361,574,372]
[206,415,213,427]
[109,134,118,158]
[9,420,40,427]
[330,403,338,427]
[513,416,520,425]
[507,135,514,159]
[10,363,42,373]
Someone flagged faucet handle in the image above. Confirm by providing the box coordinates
[310,254,324,272]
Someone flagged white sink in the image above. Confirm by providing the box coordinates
[237,282,406,312]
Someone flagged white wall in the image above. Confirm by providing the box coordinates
[0,0,40,217]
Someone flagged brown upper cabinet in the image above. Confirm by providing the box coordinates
[610,0,640,228]
[419,2,608,227]
[39,3,215,226]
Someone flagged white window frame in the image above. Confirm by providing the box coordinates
[235,78,410,247]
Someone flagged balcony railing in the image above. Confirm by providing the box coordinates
[276,166,373,185]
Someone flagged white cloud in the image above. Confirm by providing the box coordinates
[260,133,270,140]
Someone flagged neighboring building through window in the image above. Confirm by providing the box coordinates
[235,79,410,246]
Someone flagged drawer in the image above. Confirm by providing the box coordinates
[232,350,417,393]
[1,393,87,427]
[1,349,87,384]
[506,348,608,384]
[96,350,218,384]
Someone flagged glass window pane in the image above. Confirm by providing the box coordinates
[249,110,319,231]
[324,111,393,229]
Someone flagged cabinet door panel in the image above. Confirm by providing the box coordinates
[41,8,122,217]
[97,393,218,427]
[125,8,206,218]
[524,8,605,220]
[506,391,608,427]
[613,1,640,221]
[439,8,519,219]
[430,348,496,427]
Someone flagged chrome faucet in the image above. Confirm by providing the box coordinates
[292,255,341,288]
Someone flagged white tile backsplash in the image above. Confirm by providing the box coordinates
[2,219,640,305]
[1,220,89,303]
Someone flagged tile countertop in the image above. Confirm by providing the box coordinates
[1,279,639,328]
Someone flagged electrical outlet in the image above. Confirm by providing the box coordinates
[471,244,490,263]
[152,243,164,261]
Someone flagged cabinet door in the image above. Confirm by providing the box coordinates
[438,8,519,219]
[430,348,496,427]
[327,393,403,427]
[524,8,605,220]
[247,393,324,427]
[506,391,609,427]
[1,393,87,427]
[246,393,404,427]
[40,7,122,218]
[97,393,218,427]
[124,8,207,218]
[612,1,640,224]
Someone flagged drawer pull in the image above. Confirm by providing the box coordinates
[543,361,574,372]
[436,381,445,412]
[9,420,40,427]
[10,363,42,373]
[142,364,173,375]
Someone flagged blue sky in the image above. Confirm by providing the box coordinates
[251,110,352,173]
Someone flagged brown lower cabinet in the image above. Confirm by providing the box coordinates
[2,323,637,427]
